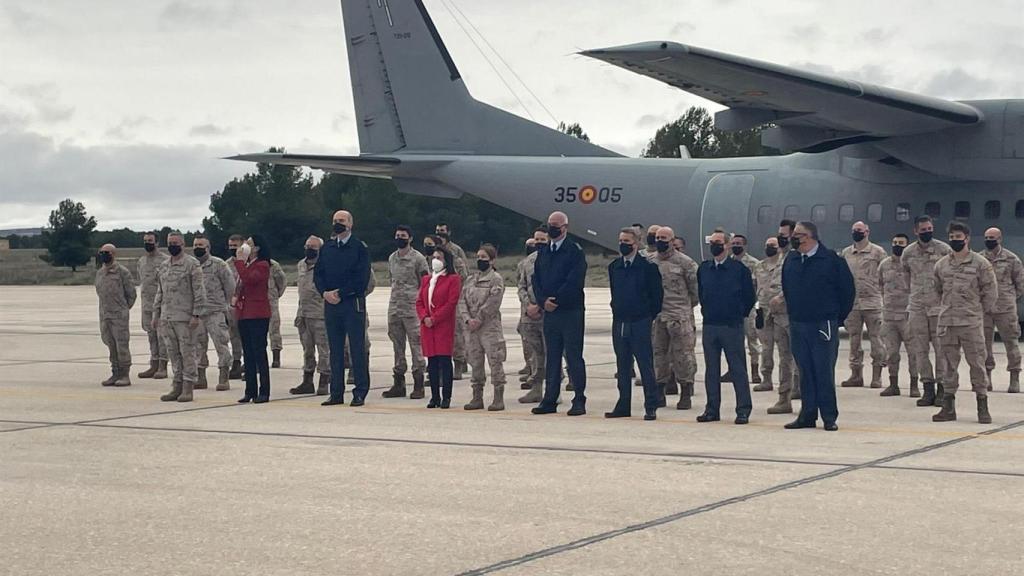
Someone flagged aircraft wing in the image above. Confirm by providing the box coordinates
[225,153,404,178]
[582,41,983,151]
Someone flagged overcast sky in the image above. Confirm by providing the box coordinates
[1,0,1022,231]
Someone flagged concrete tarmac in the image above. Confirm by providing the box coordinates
[1,286,1022,576]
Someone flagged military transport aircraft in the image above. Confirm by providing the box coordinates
[230,0,1023,269]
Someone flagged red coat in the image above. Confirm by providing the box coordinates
[416,273,461,357]
[234,259,271,320]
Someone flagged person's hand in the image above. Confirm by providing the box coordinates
[526,303,541,319]
[324,290,341,305]
[230,296,237,308]
[424,317,434,328]
[543,297,559,312]
[468,318,482,332]
[189,316,200,329]
[237,243,252,262]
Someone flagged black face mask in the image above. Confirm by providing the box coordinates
[764,246,778,258]
[892,245,905,257]
[619,243,633,256]
[333,222,347,234]
[777,235,790,249]
[547,225,563,239]
[526,245,536,255]
[534,242,548,252]
[709,243,725,257]
[790,237,803,251]
[985,239,999,251]
[436,232,450,241]
[395,238,409,249]
[423,244,435,253]
[144,243,156,253]
[949,239,966,252]
[646,234,657,246]
[168,245,182,256]
[193,247,207,259]
[655,240,671,253]
[918,231,933,243]
[99,252,113,264]
[731,245,744,256]
[476,259,490,272]
[229,247,237,258]
[852,231,866,243]
[305,249,319,261]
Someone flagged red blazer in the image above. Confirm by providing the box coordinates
[234,259,271,320]
[416,273,461,357]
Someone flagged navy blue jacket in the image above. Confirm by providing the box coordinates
[533,239,587,312]
[314,235,370,300]
[697,257,756,326]
[781,243,856,324]
[608,255,663,322]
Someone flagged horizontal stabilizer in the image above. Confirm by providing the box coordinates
[226,153,410,178]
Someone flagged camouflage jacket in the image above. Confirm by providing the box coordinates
[95,262,137,319]
[154,255,207,322]
[516,252,541,323]
[389,248,428,317]
[137,251,169,312]
[459,268,505,330]
[197,256,235,316]
[878,256,911,322]
[840,242,887,311]
[653,250,699,320]
[902,239,952,316]
[934,251,997,327]
[268,259,287,301]
[296,258,324,320]
[982,247,1024,315]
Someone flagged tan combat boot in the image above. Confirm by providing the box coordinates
[272,349,281,368]
[1009,370,1020,394]
[519,379,542,404]
[517,366,529,376]
[113,366,132,387]
[767,391,792,414]
[316,373,330,396]
[870,365,883,388]
[977,395,992,424]
[464,383,484,410]
[752,376,773,392]
[228,359,242,380]
[216,367,230,391]
[916,382,936,406]
[934,383,944,407]
[841,367,864,387]
[137,360,158,379]
[290,372,315,395]
[487,384,505,411]
[676,382,693,410]
[986,369,993,392]
[177,380,194,402]
[931,393,956,422]
[410,370,425,399]
[153,359,168,379]
[160,380,182,402]
[664,381,679,395]
[382,374,406,398]
[750,362,761,384]
[909,375,920,398]
[880,374,900,397]
[101,364,119,387]
[195,368,208,390]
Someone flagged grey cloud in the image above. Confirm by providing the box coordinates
[668,22,695,37]
[920,68,998,99]
[189,123,232,137]
[9,82,74,123]
[860,27,896,44]
[787,24,825,46]
[105,116,155,140]
[791,62,894,86]
[636,113,670,129]
[159,1,248,30]
[2,4,56,34]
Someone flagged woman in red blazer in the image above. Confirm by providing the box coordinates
[416,246,462,409]
[233,235,273,404]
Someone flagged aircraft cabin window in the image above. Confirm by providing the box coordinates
[867,203,883,223]
[757,205,774,224]
[839,204,854,223]
[1017,200,1024,219]
[985,201,1000,219]
[784,205,800,220]
[896,203,911,222]
[955,201,971,218]
[925,202,941,217]
[811,205,827,223]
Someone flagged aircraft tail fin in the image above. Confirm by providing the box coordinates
[341,0,620,157]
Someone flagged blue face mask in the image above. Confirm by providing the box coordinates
[619,243,633,256]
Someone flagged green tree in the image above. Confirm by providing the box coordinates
[641,106,774,159]
[43,199,97,272]
[557,121,590,142]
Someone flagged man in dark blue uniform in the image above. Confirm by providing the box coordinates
[532,211,589,416]
[782,221,855,431]
[606,227,664,421]
[696,229,757,424]
[315,210,372,407]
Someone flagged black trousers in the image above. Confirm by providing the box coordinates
[790,319,840,424]
[239,318,271,398]
[325,298,368,401]
[612,316,658,413]
[540,308,587,409]
[427,355,453,401]
[703,323,752,418]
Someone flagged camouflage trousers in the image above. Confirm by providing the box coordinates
[744,309,761,364]
[909,312,946,385]
[454,309,467,364]
[761,312,797,394]
[984,311,1022,373]
[939,324,988,397]
[100,314,131,370]
[228,312,243,365]
[162,320,198,385]
[845,309,886,369]
[195,312,232,369]
[653,315,696,385]
[388,313,425,376]
[517,317,545,385]
[270,299,283,351]
[468,324,507,389]
[141,308,166,362]
[296,316,330,375]
[882,317,917,379]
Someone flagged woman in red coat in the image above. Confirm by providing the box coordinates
[416,246,462,409]
[233,235,273,404]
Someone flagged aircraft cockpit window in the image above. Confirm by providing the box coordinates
[784,205,801,220]
[757,205,774,224]
[896,203,911,222]
[811,205,827,223]
[839,204,854,223]
[925,202,941,217]
[868,203,883,223]
[955,201,971,218]
[984,201,1000,219]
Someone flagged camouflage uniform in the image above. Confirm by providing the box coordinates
[516,251,545,397]
[840,242,888,385]
[459,267,507,409]
[296,258,330,376]
[388,248,428,378]
[268,259,287,353]
[933,251,997,400]
[225,255,243,371]
[194,255,235,371]
[154,255,207,398]
[757,253,797,404]
[982,246,1024,383]
[95,262,137,382]
[879,255,918,387]
[734,252,762,372]
[653,250,699,406]
[903,239,952,400]
[138,251,169,363]
[446,241,470,371]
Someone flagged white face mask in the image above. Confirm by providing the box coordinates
[431,258,445,273]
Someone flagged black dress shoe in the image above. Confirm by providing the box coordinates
[784,419,816,429]
[427,399,440,409]
[824,422,839,431]
[696,413,720,423]
[321,397,345,406]
[566,404,586,416]
[237,396,253,403]
[253,396,269,404]
[531,404,557,415]
[604,411,631,418]
[643,411,657,421]
[734,415,749,425]
[350,397,365,407]
[440,398,451,409]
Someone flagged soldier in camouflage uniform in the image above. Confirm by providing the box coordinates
[153,232,207,403]
[291,236,331,396]
[759,236,797,413]
[435,224,469,380]
[981,227,1024,393]
[268,258,287,368]
[728,234,762,384]
[137,232,168,379]
[878,234,919,397]
[383,225,429,399]
[192,236,235,391]
[902,215,952,407]
[516,238,537,389]
[840,221,888,388]
[460,244,508,411]
[225,234,246,379]
[651,226,699,409]
[96,244,137,387]
[932,221,998,423]
[518,229,549,403]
